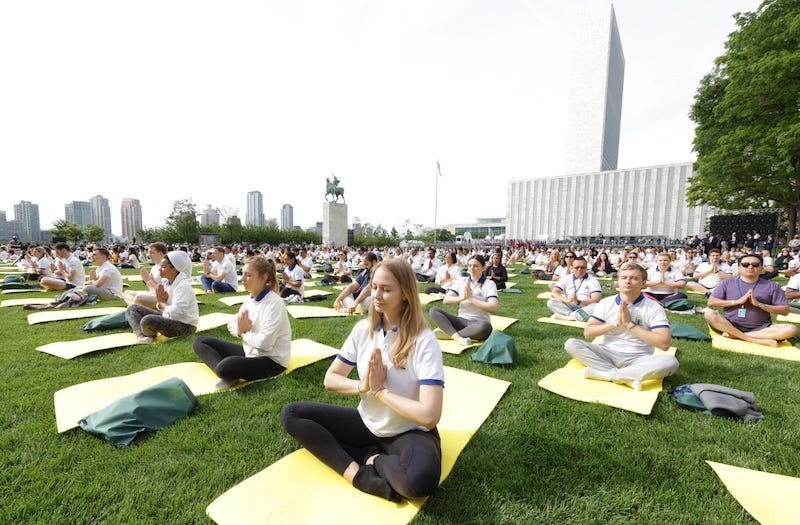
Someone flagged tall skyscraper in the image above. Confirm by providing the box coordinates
[199,205,220,226]
[246,191,265,227]
[90,195,113,242]
[13,200,41,242]
[120,198,143,242]
[564,4,625,174]
[65,200,93,226]
[281,204,294,231]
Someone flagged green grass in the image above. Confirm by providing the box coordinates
[2,266,797,523]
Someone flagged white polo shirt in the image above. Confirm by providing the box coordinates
[554,273,602,302]
[646,266,685,294]
[338,320,444,437]
[590,294,670,356]
[448,276,498,323]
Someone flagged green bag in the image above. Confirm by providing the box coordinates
[670,383,706,411]
[662,297,695,312]
[2,275,26,284]
[471,331,516,366]
[501,287,523,294]
[519,268,531,275]
[670,323,711,341]
[82,310,129,331]
[79,377,197,446]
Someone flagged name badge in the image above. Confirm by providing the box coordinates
[737,307,747,318]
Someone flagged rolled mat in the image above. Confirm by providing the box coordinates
[36,313,234,359]
[205,366,510,525]
[537,347,677,415]
[53,338,338,433]
[707,460,800,525]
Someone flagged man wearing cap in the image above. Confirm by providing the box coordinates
[705,252,798,347]
[126,250,199,344]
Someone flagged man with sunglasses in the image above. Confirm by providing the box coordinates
[548,256,602,321]
[705,253,798,347]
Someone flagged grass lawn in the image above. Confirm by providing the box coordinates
[2,264,798,524]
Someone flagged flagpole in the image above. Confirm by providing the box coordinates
[434,157,439,244]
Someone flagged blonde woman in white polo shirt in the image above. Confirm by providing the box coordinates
[281,258,444,502]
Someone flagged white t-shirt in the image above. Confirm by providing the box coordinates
[447,276,498,323]
[95,261,123,297]
[226,288,292,367]
[216,259,239,289]
[162,274,199,326]
[554,273,602,302]
[590,294,670,356]
[786,273,800,294]
[338,320,444,437]
[694,261,732,289]
[646,266,685,294]
[63,254,86,287]
[283,263,305,294]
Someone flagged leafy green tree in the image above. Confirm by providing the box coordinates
[164,199,199,244]
[51,220,84,244]
[83,224,105,244]
[136,227,164,244]
[689,0,800,237]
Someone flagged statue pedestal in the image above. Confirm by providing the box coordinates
[323,202,348,247]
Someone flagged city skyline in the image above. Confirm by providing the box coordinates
[1,1,761,235]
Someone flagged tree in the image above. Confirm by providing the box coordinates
[51,220,84,244]
[164,199,199,244]
[689,0,800,237]
[83,224,105,244]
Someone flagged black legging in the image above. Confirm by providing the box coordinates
[193,336,286,381]
[281,401,441,499]
[429,307,493,340]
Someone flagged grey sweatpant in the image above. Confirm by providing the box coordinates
[564,338,679,383]
[126,304,197,339]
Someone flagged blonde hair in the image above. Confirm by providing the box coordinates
[619,262,647,280]
[368,258,428,368]
[245,255,279,293]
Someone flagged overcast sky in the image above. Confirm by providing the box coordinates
[0,0,761,236]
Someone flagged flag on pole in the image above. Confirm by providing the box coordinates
[436,159,442,177]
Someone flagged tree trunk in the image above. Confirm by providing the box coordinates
[788,205,798,240]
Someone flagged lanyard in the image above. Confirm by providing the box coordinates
[735,278,759,299]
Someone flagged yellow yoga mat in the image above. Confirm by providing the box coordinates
[537,348,677,415]
[36,312,234,359]
[286,305,349,319]
[28,307,127,325]
[1,288,51,295]
[122,275,144,282]
[490,315,518,331]
[53,338,339,433]
[418,293,444,305]
[537,291,551,299]
[437,315,519,355]
[533,279,554,286]
[505,282,517,289]
[205,366,510,525]
[708,326,800,362]
[707,461,800,525]
[218,289,333,307]
[0,297,54,307]
[536,316,586,330]
[777,312,800,324]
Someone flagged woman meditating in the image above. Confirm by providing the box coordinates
[281,258,444,501]
[484,251,508,290]
[194,255,292,389]
[127,250,199,344]
[429,254,499,345]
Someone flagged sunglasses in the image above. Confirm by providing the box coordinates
[739,262,762,268]
[565,255,575,258]
[573,266,587,270]
[628,255,638,258]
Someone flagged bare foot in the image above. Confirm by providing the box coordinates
[365,453,379,465]
[721,332,731,338]
[744,336,779,347]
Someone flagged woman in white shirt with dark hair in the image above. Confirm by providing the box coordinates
[429,254,499,346]
[194,255,292,389]
[281,258,444,502]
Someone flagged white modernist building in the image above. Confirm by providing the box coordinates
[507,163,713,242]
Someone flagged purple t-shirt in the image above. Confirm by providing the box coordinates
[711,277,787,329]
